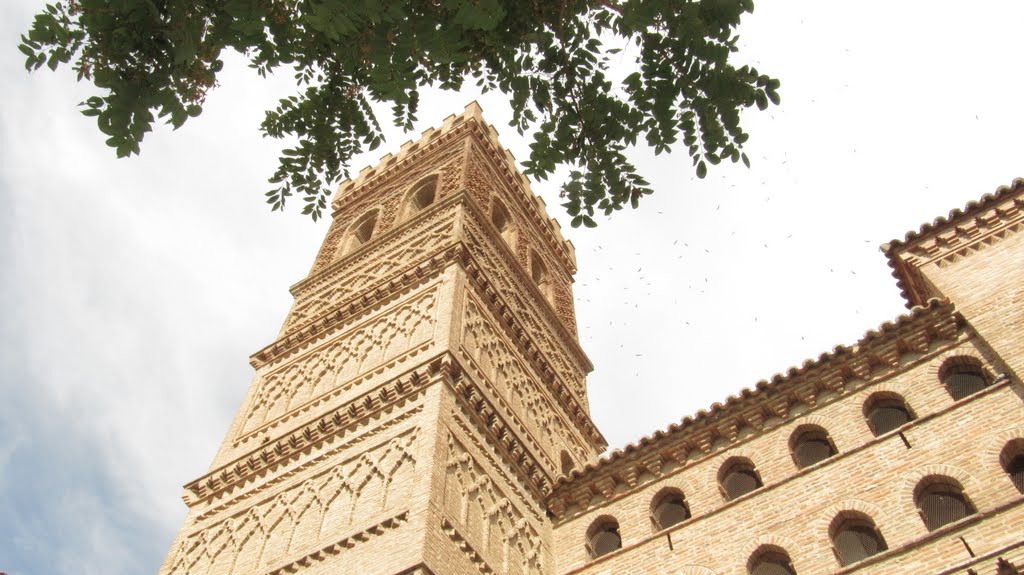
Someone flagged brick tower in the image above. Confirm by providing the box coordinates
[159,103,606,575]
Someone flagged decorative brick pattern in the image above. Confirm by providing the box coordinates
[460,295,590,473]
[241,288,438,439]
[443,433,544,575]
[283,210,456,335]
[166,430,417,575]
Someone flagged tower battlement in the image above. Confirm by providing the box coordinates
[333,102,577,273]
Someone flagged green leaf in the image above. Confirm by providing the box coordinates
[16,0,778,222]
[755,92,768,110]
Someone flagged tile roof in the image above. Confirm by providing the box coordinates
[553,297,956,490]
[881,178,1024,306]
[882,177,1024,252]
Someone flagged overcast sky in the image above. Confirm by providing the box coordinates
[2,1,1022,574]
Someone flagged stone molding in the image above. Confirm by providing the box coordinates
[263,511,409,575]
[442,427,546,571]
[292,186,458,300]
[446,355,554,501]
[884,178,1024,307]
[291,189,590,381]
[461,120,576,274]
[547,299,963,518]
[200,410,422,526]
[237,285,439,446]
[440,517,495,575]
[183,358,441,507]
[284,203,458,336]
[447,416,546,525]
[252,244,457,369]
[186,350,556,512]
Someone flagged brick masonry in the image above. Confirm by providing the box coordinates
[158,105,1024,575]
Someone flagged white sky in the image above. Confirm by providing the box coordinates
[1,1,1022,573]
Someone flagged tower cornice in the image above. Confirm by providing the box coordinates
[182,356,440,509]
[182,351,565,514]
[882,178,1024,307]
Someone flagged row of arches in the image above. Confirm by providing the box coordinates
[586,465,1019,567]
[865,357,998,434]
[338,175,442,257]
[712,359,1003,502]
[562,358,997,488]
[335,174,556,305]
[338,174,517,254]
[581,424,1024,567]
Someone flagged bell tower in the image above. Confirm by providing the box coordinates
[159,103,606,575]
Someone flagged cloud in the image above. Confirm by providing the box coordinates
[0,274,170,575]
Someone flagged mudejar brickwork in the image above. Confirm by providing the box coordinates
[159,104,1024,575]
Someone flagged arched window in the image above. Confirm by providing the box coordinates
[790,425,838,469]
[490,200,515,246]
[585,517,621,559]
[651,488,690,530]
[404,176,438,218]
[344,210,378,254]
[748,546,796,575]
[864,393,916,436]
[940,358,991,401]
[830,513,888,566]
[560,451,575,477]
[719,458,763,501]
[1001,439,1024,494]
[915,477,976,531]
[530,250,553,304]
[530,251,546,284]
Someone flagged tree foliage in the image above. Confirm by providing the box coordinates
[19,0,779,224]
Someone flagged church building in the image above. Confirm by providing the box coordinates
[159,103,1024,575]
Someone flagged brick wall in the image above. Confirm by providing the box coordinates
[551,335,1024,575]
